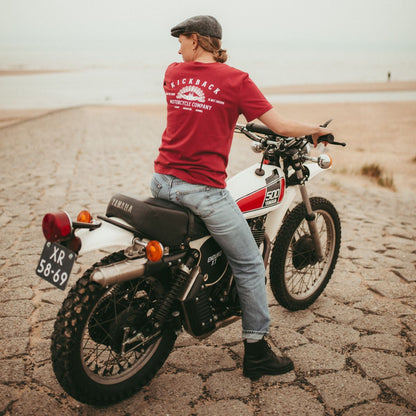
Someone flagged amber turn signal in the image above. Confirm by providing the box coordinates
[146,240,164,262]
[77,210,92,223]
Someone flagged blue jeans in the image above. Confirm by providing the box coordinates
[150,173,270,340]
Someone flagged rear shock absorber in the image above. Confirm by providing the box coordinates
[153,250,199,325]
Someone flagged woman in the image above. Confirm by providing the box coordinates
[151,15,331,380]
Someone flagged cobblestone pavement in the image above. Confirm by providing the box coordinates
[0,107,415,415]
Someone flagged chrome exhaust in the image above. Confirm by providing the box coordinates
[91,258,147,286]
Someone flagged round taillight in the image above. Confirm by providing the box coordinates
[146,240,164,262]
[42,212,72,242]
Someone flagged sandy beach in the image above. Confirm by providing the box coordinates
[122,99,416,192]
[269,100,416,192]
[1,79,415,195]
[1,81,415,192]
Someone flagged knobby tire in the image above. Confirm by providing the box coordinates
[50,250,177,405]
[269,197,341,310]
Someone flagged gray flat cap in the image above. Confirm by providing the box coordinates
[171,15,222,39]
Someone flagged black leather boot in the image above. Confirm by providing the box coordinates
[243,338,294,380]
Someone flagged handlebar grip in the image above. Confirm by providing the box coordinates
[312,134,346,146]
[317,134,334,143]
[246,123,276,136]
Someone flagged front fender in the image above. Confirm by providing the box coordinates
[75,220,135,255]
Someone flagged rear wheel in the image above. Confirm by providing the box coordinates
[51,251,176,405]
[269,197,341,310]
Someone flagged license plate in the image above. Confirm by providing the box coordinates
[36,242,76,290]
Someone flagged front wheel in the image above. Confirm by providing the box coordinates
[269,197,341,310]
[51,251,177,405]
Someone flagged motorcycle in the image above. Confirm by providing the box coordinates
[36,121,346,405]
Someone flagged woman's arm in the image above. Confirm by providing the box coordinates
[258,108,331,146]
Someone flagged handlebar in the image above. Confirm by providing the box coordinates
[246,122,277,136]
[237,123,346,147]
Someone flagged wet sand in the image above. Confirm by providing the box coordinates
[261,80,416,94]
[0,69,71,76]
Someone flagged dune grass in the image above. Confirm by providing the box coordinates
[361,163,396,190]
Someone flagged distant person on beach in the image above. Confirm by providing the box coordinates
[387,71,391,82]
[151,15,331,379]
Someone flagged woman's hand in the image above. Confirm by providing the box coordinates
[312,126,333,147]
[258,108,333,147]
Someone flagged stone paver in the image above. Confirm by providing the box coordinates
[383,374,416,407]
[205,370,252,399]
[195,399,254,416]
[0,107,415,415]
[343,402,416,416]
[307,371,381,410]
[351,349,408,379]
[288,343,345,372]
[258,385,325,415]
[302,321,361,351]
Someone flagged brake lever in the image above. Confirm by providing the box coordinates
[320,119,333,128]
[308,134,347,147]
[319,136,347,147]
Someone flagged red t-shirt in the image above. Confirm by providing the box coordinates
[154,61,272,188]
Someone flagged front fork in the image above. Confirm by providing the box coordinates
[294,159,324,261]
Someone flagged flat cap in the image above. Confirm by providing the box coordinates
[171,15,222,39]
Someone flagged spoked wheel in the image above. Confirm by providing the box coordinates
[51,251,176,405]
[270,197,341,310]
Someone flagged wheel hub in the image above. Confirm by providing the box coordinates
[108,307,146,353]
[292,235,318,270]
[89,297,148,352]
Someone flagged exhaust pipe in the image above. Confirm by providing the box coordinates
[91,258,147,286]
[91,251,187,287]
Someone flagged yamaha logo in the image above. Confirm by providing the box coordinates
[110,198,133,214]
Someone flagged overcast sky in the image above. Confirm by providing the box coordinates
[1,0,415,52]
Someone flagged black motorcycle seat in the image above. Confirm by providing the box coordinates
[105,193,208,247]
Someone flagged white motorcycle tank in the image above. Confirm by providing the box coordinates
[227,164,286,219]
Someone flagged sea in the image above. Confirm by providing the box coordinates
[1,43,415,109]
